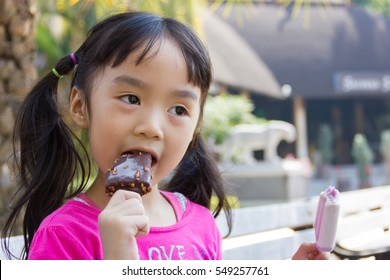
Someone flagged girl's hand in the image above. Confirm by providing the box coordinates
[98,190,150,259]
[292,242,330,260]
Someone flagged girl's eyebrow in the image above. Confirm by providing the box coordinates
[113,75,146,88]
[172,89,199,102]
[114,75,199,101]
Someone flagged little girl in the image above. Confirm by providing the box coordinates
[2,11,327,260]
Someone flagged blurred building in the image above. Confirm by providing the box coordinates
[206,0,390,164]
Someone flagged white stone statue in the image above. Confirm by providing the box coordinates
[217,120,297,164]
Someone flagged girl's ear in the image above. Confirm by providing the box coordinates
[69,86,88,128]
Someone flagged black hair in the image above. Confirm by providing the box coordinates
[2,11,232,259]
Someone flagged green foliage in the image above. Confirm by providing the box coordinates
[35,22,63,68]
[351,134,374,181]
[353,0,390,18]
[201,94,266,144]
[317,123,333,164]
[210,195,240,211]
[352,134,374,164]
[34,0,127,72]
[380,129,390,156]
[33,0,207,73]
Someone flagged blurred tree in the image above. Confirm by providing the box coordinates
[34,0,207,73]
[353,0,390,18]
[317,123,334,165]
[352,134,374,188]
[0,0,37,231]
[202,94,266,145]
[316,123,334,179]
[380,130,390,184]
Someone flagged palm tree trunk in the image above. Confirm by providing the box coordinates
[0,0,36,231]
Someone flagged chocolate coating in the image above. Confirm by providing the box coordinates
[105,152,152,196]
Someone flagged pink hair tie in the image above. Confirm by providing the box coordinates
[70,53,77,65]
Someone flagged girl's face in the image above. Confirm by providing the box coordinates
[85,39,201,187]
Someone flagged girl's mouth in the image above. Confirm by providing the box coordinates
[121,151,157,167]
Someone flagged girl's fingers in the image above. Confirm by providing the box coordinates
[292,242,331,260]
[314,252,331,260]
[99,189,149,236]
[102,190,144,216]
[98,190,150,259]
[105,198,145,216]
[106,189,142,206]
[131,215,150,238]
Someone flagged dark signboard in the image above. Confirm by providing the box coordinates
[333,72,390,95]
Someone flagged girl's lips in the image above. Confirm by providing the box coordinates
[150,156,157,168]
[121,150,157,167]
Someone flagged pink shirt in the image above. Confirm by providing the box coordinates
[28,191,222,260]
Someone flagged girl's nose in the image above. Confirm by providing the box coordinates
[133,109,164,140]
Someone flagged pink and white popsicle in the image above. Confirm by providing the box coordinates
[314,186,340,252]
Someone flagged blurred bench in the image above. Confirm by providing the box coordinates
[217,185,390,260]
[0,235,24,260]
[216,195,318,259]
[332,186,390,260]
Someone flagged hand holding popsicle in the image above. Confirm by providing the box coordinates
[99,152,152,259]
[292,242,330,260]
[99,190,150,259]
[314,186,340,252]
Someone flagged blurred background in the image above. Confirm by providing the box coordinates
[1,0,390,249]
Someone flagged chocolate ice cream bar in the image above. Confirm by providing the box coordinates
[105,152,152,196]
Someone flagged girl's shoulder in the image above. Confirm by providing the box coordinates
[28,195,103,260]
[29,196,102,260]
[38,195,101,231]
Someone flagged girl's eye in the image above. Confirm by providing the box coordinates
[121,94,140,105]
[169,106,188,116]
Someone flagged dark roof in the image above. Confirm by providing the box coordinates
[201,9,283,99]
[211,2,390,98]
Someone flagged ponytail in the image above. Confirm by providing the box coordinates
[1,53,91,259]
[165,135,233,235]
